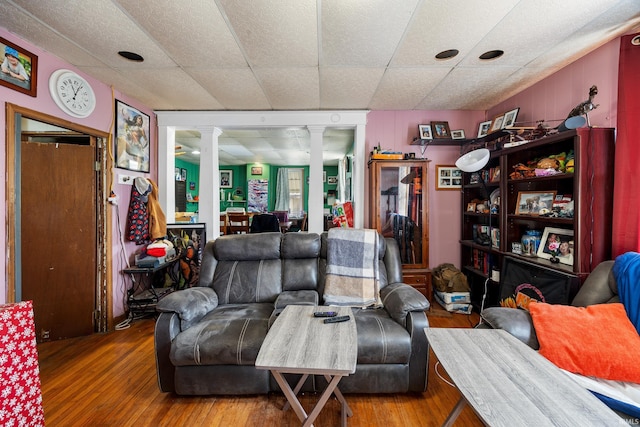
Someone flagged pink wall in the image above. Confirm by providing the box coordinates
[0,28,156,317]
[488,39,620,129]
[364,110,485,269]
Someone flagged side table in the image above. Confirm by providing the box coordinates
[122,258,180,315]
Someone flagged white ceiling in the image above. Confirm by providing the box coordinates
[1,0,639,164]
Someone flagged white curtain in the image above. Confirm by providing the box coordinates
[274,168,289,211]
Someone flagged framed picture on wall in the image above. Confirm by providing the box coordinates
[0,36,38,97]
[251,166,262,175]
[436,165,462,190]
[220,170,232,188]
[115,99,151,172]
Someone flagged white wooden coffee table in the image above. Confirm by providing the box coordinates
[256,305,357,427]
[425,328,626,427]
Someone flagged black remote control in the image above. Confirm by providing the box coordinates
[314,311,338,317]
[323,315,350,324]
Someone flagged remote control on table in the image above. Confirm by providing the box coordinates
[313,311,338,317]
[323,315,350,324]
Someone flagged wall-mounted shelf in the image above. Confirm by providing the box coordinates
[411,129,510,148]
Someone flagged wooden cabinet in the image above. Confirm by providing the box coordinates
[460,128,615,309]
[368,160,430,297]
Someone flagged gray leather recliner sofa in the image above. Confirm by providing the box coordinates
[154,231,431,395]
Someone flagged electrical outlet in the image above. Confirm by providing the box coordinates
[118,174,133,185]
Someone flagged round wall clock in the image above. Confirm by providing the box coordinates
[48,69,96,118]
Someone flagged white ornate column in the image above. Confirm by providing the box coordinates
[157,125,176,222]
[307,126,325,233]
[197,126,223,241]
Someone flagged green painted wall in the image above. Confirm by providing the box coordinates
[176,161,339,213]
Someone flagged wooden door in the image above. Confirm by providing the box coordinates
[21,140,97,341]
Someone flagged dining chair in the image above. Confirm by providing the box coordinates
[227,213,250,234]
[249,214,280,233]
[219,214,228,235]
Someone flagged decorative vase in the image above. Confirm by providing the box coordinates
[550,256,560,264]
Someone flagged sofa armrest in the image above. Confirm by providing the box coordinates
[156,286,218,330]
[154,312,181,392]
[380,283,430,328]
[480,307,540,350]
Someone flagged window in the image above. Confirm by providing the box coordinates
[288,168,304,215]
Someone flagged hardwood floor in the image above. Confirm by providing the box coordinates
[37,307,483,426]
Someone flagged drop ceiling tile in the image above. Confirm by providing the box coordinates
[116,68,223,110]
[369,68,451,110]
[392,0,518,66]
[320,68,385,109]
[322,0,419,66]
[11,0,175,68]
[255,68,320,109]
[116,0,247,68]
[0,2,105,67]
[187,68,271,110]
[218,0,318,67]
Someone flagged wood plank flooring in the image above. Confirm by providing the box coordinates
[37,307,483,426]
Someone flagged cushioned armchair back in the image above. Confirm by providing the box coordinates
[281,232,320,291]
[210,232,283,304]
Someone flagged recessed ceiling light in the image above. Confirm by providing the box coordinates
[435,49,459,60]
[192,150,200,155]
[118,51,144,62]
[479,50,504,60]
[632,35,640,46]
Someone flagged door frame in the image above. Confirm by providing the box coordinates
[6,103,112,332]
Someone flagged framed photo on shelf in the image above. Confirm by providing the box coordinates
[115,99,150,172]
[220,170,233,188]
[431,121,452,139]
[467,202,477,212]
[436,165,462,190]
[489,115,505,133]
[537,227,574,265]
[451,129,465,139]
[0,36,38,97]
[418,124,433,140]
[477,120,491,138]
[515,191,557,215]
[502,107,520,128]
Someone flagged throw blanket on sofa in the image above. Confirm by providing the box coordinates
[613,251,640,334]
[323,228,381,307]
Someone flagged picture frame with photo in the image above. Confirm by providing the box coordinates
[418,124,433,140]
[502,107,520,128]
[477,120,491,138]
[251,166,262,175]
[489,115,505,133]
[0,36,38,97]
[451,129,465,139]
[515,191,557,215]
[431,121,452,139]
[537,227,574,266]
[115,100,151,172]
[436,165,462,190]
[467,202,477,212]
[220,170,233,188]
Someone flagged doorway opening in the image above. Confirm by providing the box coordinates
[5,103,111,341]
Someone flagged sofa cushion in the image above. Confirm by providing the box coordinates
[170,303,272,366]
[213,232,281,261]
[274,290,318,308]
[530,302,640,383]
[353,308,411,364]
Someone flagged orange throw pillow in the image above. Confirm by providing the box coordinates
[529,302,640,383]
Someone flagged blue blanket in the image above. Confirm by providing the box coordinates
[613,252,640,334]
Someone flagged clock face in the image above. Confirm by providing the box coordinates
[49,69,96,118]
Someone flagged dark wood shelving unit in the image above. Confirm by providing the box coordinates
[460,128,615,310]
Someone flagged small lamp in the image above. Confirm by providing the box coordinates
[455,148,490,173]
